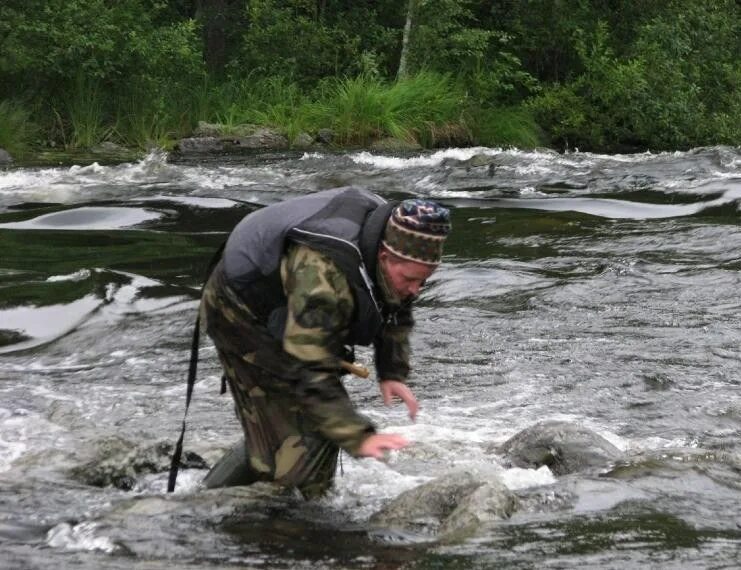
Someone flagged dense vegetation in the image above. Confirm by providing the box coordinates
[0,0,738,156]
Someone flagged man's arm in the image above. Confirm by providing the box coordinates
[282,243,376,455]
[373,302,419,419]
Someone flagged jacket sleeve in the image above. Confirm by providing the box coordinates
[281,243,376,455]
[373,302,413,381]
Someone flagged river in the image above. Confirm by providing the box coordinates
[1,146,740,569]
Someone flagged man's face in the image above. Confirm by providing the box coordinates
[378,249,436,302]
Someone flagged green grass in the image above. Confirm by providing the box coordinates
[61,75,112,149]
[469,106,543,149]
[0,100,39,157]
[318,72,468,146]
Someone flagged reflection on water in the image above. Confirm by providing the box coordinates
[0,147,739,568]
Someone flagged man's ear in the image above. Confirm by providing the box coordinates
[377,247,389,263]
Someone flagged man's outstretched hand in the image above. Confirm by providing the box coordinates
[357,433,409,459]
[379,379,419,420]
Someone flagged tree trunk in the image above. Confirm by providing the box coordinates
[397,0,417,81]
[197,0,228,75]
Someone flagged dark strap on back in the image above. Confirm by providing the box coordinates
[167,242,225,492]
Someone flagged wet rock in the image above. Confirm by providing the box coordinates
[91,141,127,154]
[70,437,207,490]
[438,476,517,539]
[0,328,31,347]
[232,128,289,150]
[498,421,623,475]
[192,121,224,137]
[292,132,315,149]
[370,470,517,540]
[175,136,224,154]
[0,148,13,164]
[460,153,496,168]
[316,128,335,145]
[369,137,422,152]
[606,447,741,490]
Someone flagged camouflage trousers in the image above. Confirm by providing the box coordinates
[200,265,339,499]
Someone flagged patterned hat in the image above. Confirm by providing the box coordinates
[382,199,451,265]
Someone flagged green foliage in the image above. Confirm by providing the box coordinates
[231,0,362,83]
[0,100,39,157]
[0,0,737,153]
[469,107,543,149]
[409,1,537,106]
[529,2,741,150]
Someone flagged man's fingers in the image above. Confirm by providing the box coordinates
[391,384,419,420]
[380,380,419,420]
[358,434,410,458]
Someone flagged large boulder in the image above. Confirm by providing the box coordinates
[69,436,207,490]
[497,421,623,475]
[370,470,517,540]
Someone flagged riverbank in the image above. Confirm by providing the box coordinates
[0,74,545,168]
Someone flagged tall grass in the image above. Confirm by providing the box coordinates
[319,72,468,146]
[3,72,539,154]
[194,73,470,147]
[0,100,38,157]
[61,75,112,149]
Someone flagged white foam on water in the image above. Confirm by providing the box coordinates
[300,152,327,160]
[0,408,66,473]
[326,454,432,520]
[46,521,118,553]
[134,469,205,495]
[500,465,556,490]
[46,269,92,282]
[349,147,504,169]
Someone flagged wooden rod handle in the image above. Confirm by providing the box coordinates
[340,360,370,378]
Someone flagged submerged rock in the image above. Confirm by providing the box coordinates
[606,447,741,490]
[370,470,517,540]
[70,437,207,490]
[498,421,623,475]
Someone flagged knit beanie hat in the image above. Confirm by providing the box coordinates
[382,199,451,265]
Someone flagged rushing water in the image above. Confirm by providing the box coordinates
[1,146,740,569]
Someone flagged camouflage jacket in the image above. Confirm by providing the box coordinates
[279,242,412,454]
[206,241,413,455]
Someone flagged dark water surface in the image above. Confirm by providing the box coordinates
[1,147,740,568]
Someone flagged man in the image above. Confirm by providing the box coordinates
[199,187,451,498]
